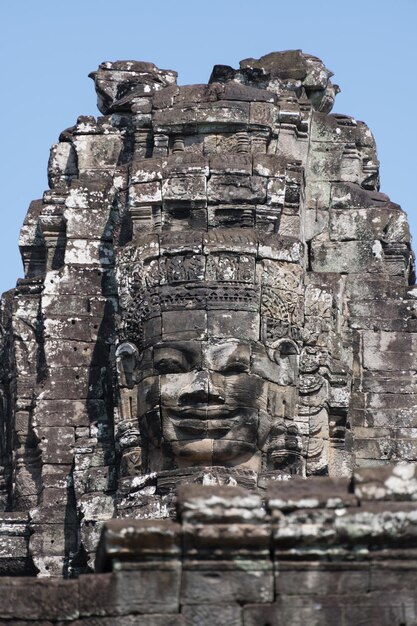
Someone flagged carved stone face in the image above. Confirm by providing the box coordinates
[135,335,299,472]
[113,96,308,477]
[106,53,356,488]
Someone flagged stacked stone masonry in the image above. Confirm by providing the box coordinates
[2,468,417,624]
[0,49,417,621]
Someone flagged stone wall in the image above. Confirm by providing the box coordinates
[1,466,417,624]
[0,50,416,584]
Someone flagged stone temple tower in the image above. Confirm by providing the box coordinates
[0,50,417,625]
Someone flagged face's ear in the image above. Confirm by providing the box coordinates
[267,339,299,386]
[273,339,299,358]
[116,342,138,388]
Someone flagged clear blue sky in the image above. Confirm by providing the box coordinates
[1,0,416,294]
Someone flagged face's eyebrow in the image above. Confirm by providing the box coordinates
[155,341,200,354]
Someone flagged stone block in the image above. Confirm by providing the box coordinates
[330,181,391,210]
[162,175,207,206]
[330,207,409,242]
[153,101,250,132]
[36,427,75,464]
[50,293,107,318]
[48,141,78,188]
[266,178,285,206]
[308,141,344,178]
[182,523,270,560]
[278,214,300,237]
[243,604,280,626]
[74,443,115,472]
[181,563,273,604]
[203,230,257,254]
[182,603,242,626]
[73,465,116,497]
[64,206,114,240]
[41,463,73,489]
[130,158,163,182]
[209,154,252,175]
[353,437,393,460]
[71,617,185,626]
[310,239,379,273]
[348,299,416,332]
[33,399,107,426]
[163,154,209,176]
[207,310,260,340]
[267,476,355,513]
[143,315,162,344]
[0,622,54,626]
[370,560,417,591]
[43,316,107,342]
[245,592,408,626]
[40,485,76,513]
[276,132,309,163]
[74,134,122,170]
[207,175,267,204]
[243,600,342,626]
[162,206,207,231]
[221,83,275,103]
[65,239,114,266]
[275,562,370,595]
[30,523,77,557]
[129,181,162,205]
[252,154,286,178]
[362,330,417,371]
[80,519,104,555]
[258,234,303,262]
[394,438,417,461]
[43,338,109,368]
[162,309,207,340]
[311,111,356,143]
[250,101,276,126]
[96,519,181,572]
[177,485,265,524]
[78,569,181,616]
[78,492,115,522]
[0,535,29,567]
[0,579,78,621]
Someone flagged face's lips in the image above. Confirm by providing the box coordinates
[171,405,233,420]
[167,415,236,436]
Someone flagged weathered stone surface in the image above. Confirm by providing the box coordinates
[0,578,78,620]
[96,519,181,572]
[181,564,273,605]
[2,473,417,622]
[353,462,417,500]
[78,570,181,615]
[72,618,185,626]
[267,477,356,513]
[182,603,242,626]
[1,46,417,625]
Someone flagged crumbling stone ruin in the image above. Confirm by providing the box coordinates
[1,50,417,624]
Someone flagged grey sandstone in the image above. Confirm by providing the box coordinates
[0,49,416,624]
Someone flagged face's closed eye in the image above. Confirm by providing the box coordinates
[205,340,250,374]
[154,349,188,374]
[153,341,201,375]
[219,358,249,375]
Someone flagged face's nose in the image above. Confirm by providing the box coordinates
[178,370,225,406]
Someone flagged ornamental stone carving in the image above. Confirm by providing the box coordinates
[0,50,415,577]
